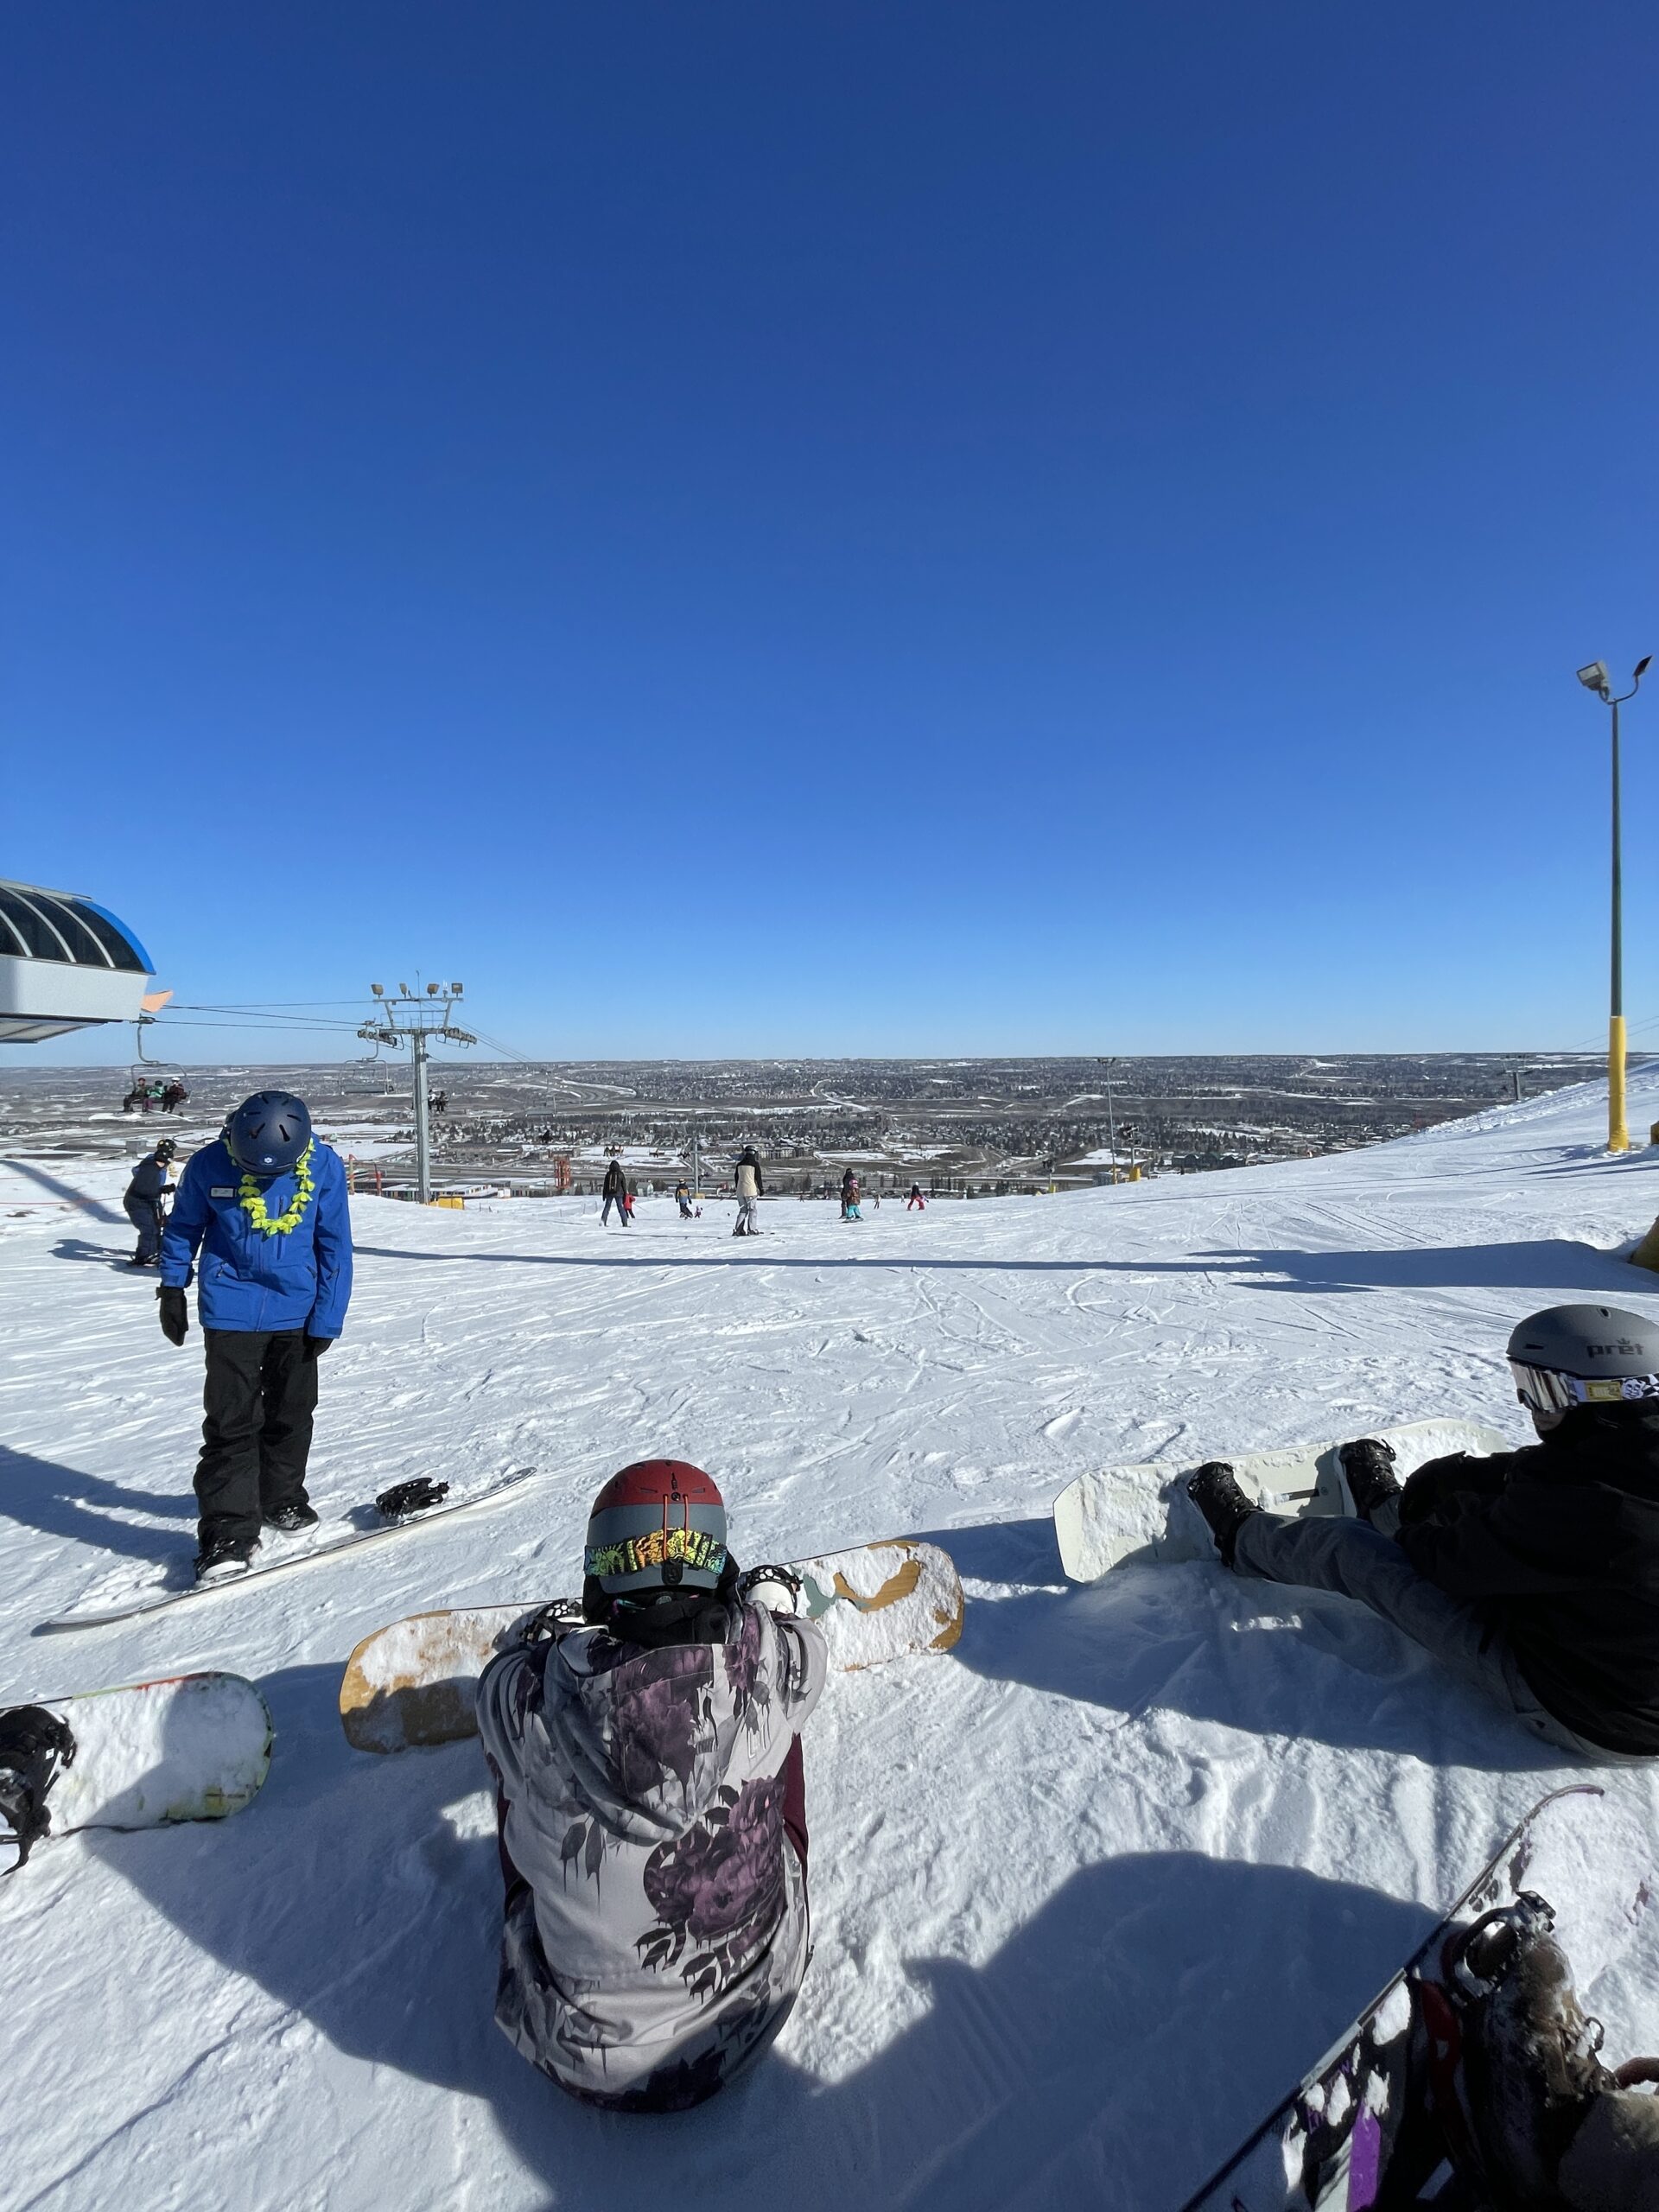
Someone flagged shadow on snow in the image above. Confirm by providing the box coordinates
[86,1654,1440,2212]
[0,1443,194,1566]
[353,1236,1650,1296]
[930,1516,1578,1777]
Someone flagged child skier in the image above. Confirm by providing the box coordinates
[123,1137,176,1267]
[475,1459,827,2111]
[1187,1305,1659,1759]
[158,1091,353,1583]
[675,1179,694,1220]
[906,1184,925,1211]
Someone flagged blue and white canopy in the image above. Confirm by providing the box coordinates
[0,878,156,1042]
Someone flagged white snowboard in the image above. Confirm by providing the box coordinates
[41,1470,538,1631]
[339,1539,966,1752]
[6,1672,271,1868]
[1053,1419,1512,1583]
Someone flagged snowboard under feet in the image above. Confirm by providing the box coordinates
[41,1469,538,1631]
[1053,1419,1510,1582]
[2,1671,271,1872]
[339,1537,965,1752]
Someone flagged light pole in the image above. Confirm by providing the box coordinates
[1578,657,1651,1152]
[1096,1056,1120,1183]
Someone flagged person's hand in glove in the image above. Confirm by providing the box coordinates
[157,1286,188,1346]
[736,1563,804,1617]
[303,1334,334,1359]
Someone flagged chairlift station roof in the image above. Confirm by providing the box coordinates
[0,877,156,1042]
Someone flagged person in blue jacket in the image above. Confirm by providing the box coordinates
[158,1090,353,1583]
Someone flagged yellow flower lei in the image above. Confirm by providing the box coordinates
[238,1140,318,1236]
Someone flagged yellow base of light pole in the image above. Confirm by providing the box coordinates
[1609,1015,1630,1153]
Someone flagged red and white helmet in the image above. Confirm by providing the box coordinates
[582,1459,728,1596]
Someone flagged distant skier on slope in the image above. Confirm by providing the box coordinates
[840,1170,861,1222]
[675,1179,694,1220]
[600,1155,629,1227]
[474,1459,827,2112]
[158,1092,353,1584]
[123,1137,176,1267]
[1187,1305,1659,1759]
[906,1184,925,1211]
[734,1145,763,1236]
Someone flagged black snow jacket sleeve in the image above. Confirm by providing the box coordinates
[1395,1409,1659,1755]
[1397,1451,1511,1528]
[127,1156,168,1203]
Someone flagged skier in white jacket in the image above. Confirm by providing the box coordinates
[476,1459,826,2111]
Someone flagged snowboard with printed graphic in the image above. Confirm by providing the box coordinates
[338,1538,964,1751]
[1179,1785,1650,2210]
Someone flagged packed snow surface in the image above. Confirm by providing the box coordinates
[4,1074,1659,2209]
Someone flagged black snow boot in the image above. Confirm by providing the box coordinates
[0,1705,77,1872]
[264,1502,319,1535]
[194,1535,260,1585]
[1186,1462,1255,1566]
[1338,1436,1402,1522]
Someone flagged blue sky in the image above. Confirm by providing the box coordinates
[3,3,1657,1065]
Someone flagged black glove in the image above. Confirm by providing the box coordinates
[303,1334,333,1359]
[157,1286,188,1346]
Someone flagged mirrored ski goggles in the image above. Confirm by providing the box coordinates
[1509,1360,1659,1416]
[584,1525,728,1582]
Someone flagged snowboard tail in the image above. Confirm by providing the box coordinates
[1053,1419,1510,1582]
[340,1538,965,1752]
[3,1672,271,1871]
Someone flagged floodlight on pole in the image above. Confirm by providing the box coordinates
[357,976,477,1202]
[1579,656,1650,1152]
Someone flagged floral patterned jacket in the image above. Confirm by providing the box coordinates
[476,1597,827,2111]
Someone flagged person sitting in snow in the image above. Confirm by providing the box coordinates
[1187,1305,1659,1760]
[475,1459,826,2111]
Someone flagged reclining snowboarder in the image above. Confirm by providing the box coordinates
[1187,1304,1659,1760]
[475,1459,827,2111]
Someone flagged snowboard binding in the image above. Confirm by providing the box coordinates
[375,1478,451,1523]
[737,1563,806,1616]
[0,1705,77,1872]
[514,1599,587,1646]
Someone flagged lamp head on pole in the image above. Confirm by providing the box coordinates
[1635,656,1653,685]
[1578,661,1612,701]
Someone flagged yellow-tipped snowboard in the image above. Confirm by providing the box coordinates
[339,1539,964,1753]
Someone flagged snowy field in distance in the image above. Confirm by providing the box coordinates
[3,1072,1659,2209]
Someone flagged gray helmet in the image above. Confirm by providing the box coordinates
[1507,1304,1659,1415]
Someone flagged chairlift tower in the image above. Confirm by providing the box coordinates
[357,982,475,1203]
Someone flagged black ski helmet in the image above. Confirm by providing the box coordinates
[1507,1304,1659,1417]
[155,1138,177,1162]
[226,1091,312,1177]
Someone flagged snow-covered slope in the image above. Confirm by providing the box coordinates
[4,1075,1659,2209]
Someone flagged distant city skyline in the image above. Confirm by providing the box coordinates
[4,5,1657,1065]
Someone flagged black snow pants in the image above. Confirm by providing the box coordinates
[124,1194,163,1262]
[194,1329,319,1548]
